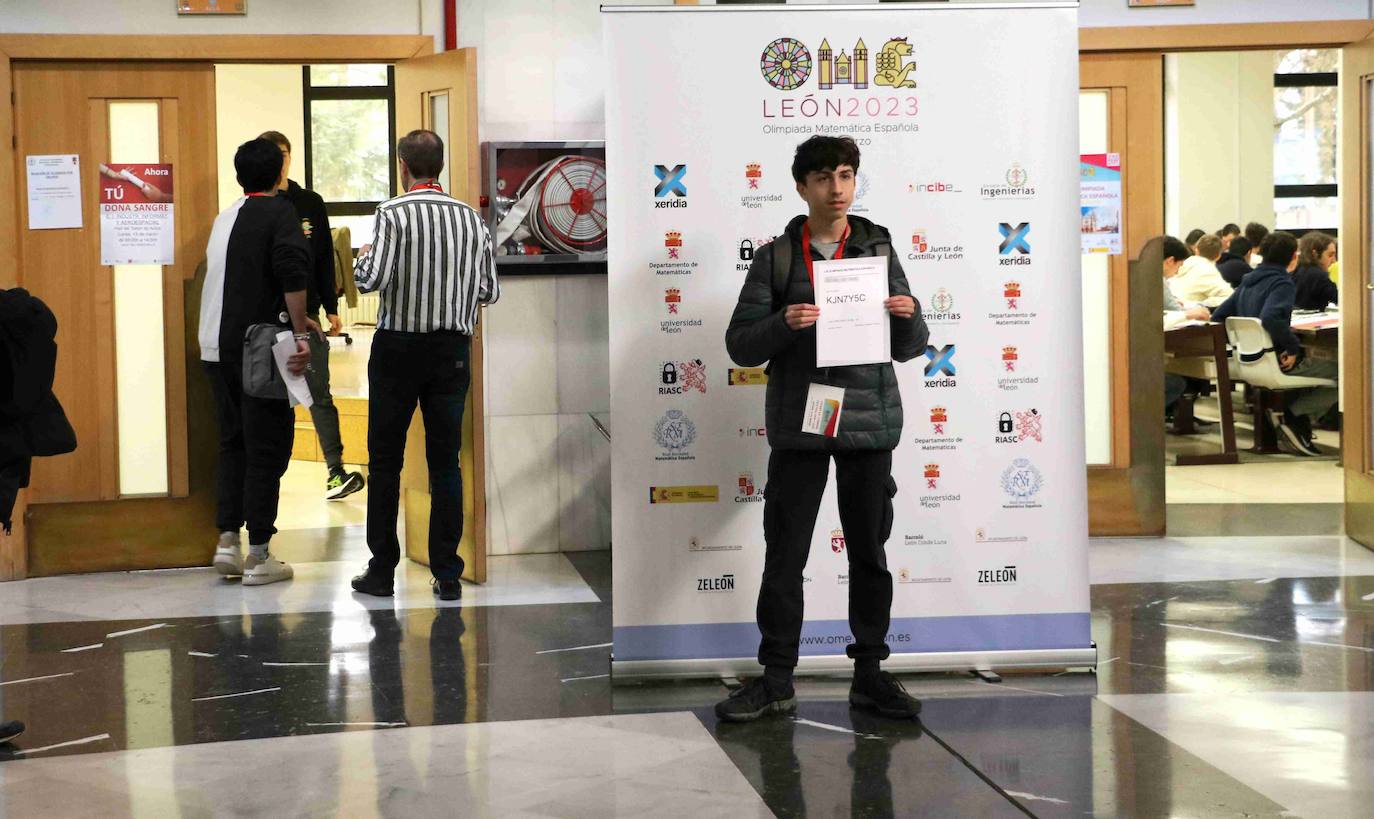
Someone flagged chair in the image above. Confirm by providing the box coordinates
[1224,317,1336,452]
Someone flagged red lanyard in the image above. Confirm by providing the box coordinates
[245,191,274,198]
[801,221,850,287]
[408,181,444,193]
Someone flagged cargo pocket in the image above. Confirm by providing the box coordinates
[880,475,897,544]
[761,479,779,544]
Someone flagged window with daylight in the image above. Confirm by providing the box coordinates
[1273,49,1338,236]
[303,64,397,245]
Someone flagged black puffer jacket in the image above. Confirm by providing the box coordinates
[0,288,77,533]
[725,215,928,451]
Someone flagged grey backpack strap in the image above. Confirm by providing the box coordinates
[771,237,792,310]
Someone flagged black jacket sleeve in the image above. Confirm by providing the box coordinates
[271,205,311,295]
[725,243,797,367]
[886,252,928,363]
[308,196,337,315]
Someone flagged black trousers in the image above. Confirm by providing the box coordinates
[203,360,295,545]
[366,330,470,582]
[758,448,896,669]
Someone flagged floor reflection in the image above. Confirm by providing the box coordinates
[3,550,1374,818]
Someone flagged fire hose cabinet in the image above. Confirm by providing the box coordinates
[483,141,607,275]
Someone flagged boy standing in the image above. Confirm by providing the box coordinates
[717,136,929,722]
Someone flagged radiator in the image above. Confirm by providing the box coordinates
[340,293,380,328]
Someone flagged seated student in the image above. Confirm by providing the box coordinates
[1169,234,1233,308]
[1217,223,1241,253]
[1161,236,1212,329]
[1158,237,1210,421]
[1210,231,1334,456]
[1293,232,1339,310]
[1185,228,1206,254]
[1244,222,1269,267]
[1216,236,1252,288]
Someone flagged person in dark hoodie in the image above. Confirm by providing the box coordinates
[716,136,929,723]
[258,131,366,502]
[1293,232,1339,311]
[1216,235,1253,288]
[1211,231,1335,455]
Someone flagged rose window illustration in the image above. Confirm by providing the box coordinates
[760,38,813,91]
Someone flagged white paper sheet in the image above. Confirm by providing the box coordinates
[26,155,83,230]
[813,256,890,367]
[272,331,315,408]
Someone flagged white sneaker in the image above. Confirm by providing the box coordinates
[211,532,243,576]
[242,555,293,586]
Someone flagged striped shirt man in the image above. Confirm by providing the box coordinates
[354,188,500,332]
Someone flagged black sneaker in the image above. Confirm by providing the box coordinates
[714,676,797,723]
[432,578,462,601]
[1290,414,1322,455]
[326,470,366,501]
[850,671,922,719]
[350,569,394,597]
[1277,412,1321,457]
[0,720,24,744]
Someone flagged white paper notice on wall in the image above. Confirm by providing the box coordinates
[26,154,83,230]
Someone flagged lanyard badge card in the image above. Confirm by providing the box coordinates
[802,383,844,437]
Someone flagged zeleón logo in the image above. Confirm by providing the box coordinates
[978,566,1018,585]
[697,574,736,593]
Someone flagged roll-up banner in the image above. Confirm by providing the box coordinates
[604,2,1093,682]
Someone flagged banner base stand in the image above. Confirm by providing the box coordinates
[610,646,1098,685]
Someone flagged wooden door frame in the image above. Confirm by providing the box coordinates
[1082,52,1166,536]
[1079,19,1374,535]
[0,35,438,579]
[1341,34,1374,545]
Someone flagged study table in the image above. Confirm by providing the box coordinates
[1164,310,1339,461]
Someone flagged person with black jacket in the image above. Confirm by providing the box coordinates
[0,287,76,534]
[1211,231,1335,455]
[715,137,929,723]
[1293,232,1339,311]
[1216,236,1253,288]
[198,138,316,586]
[258,131,365,502]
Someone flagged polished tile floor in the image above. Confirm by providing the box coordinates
[1165,394,1344,505]
[2,523,1373,817]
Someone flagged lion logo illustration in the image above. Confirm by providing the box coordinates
[874,38,916,88]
